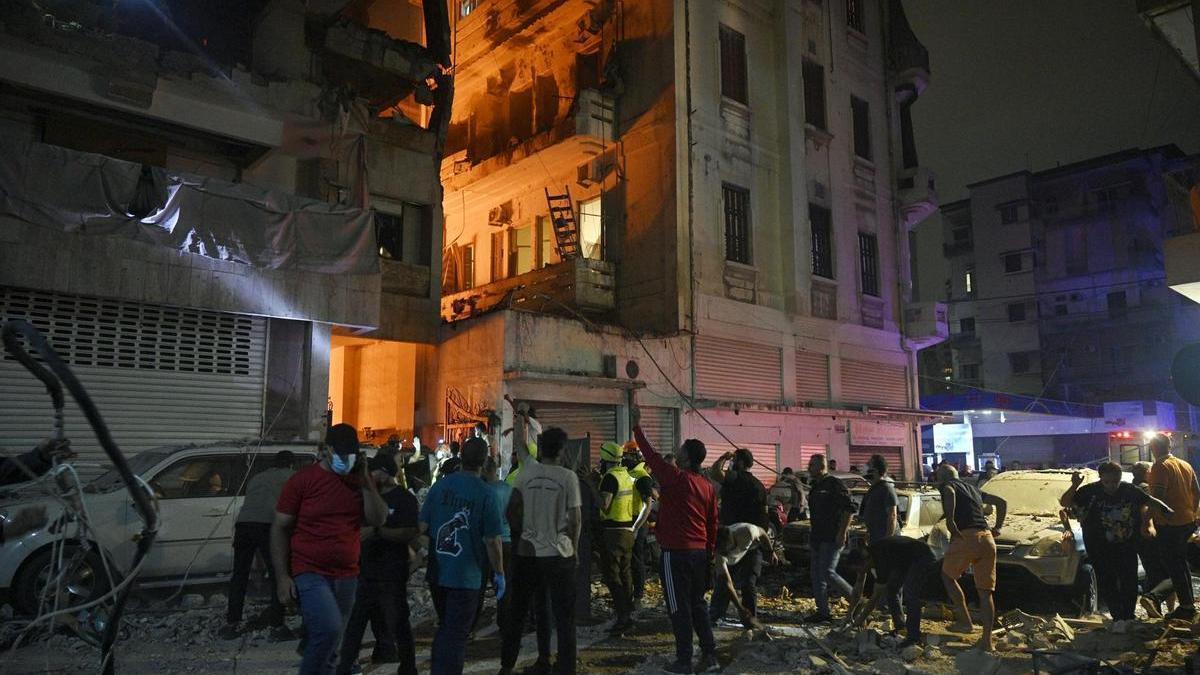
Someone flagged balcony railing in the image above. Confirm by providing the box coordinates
[441,257,615,322]
[904,301,949,350]
[898,166,938,230]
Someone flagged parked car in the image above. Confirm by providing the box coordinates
[780,482,950,566]
[979,469,1099,616]
[0,441,317,614]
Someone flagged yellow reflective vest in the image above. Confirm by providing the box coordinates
[601,466,636,523]
[628,462,651,515]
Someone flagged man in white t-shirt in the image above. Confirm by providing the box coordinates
[499,427,581,675]
[709,522,776,630]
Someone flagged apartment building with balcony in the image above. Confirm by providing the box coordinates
[429,0,945,480]
[0,0,452,474]
[918,146,1200,464]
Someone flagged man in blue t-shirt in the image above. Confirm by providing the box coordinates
[419,438,505,675]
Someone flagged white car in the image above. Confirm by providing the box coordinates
[0,442,316,614]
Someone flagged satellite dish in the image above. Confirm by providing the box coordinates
[625,360,640,379]
[1172,343,1200,406]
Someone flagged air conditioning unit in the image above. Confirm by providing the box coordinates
[577,155,615,187]
[488,201,514,227]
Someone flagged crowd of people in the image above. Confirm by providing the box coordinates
[204,405,1199,675]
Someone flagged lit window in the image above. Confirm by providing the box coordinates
[579,197,604,260]
[537,215,554,268]
[460,0,480,18]
[965,269,974,295]
[508,225,533,276]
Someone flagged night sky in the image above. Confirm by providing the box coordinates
[905,0,1200,202]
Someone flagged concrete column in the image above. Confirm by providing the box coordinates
[307,322,333,440]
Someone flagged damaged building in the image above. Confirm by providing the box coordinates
[0,0,453,475]
[431,0,948,479]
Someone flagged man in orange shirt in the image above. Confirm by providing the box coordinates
[1142,434,1200,621]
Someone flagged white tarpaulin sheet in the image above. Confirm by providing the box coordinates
[0,138,377,275]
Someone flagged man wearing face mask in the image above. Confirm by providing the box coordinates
[272,424,388,675]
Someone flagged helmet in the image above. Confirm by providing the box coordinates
[600,441,623,463]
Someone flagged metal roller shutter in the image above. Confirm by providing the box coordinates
[707,442,779,488]
[531,403,618,469]
[779,444,827,475]
[0,287,266,480]
[695,336,783,403]
[639,406,678,455]
[849,446,904,477]
[796,350,830,402]
[840,359,908,407]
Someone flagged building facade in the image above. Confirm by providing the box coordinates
[919,146,1200,465]
[0,0,452,475]
[428,0,946,481]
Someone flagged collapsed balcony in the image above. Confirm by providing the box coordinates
[903,301,949,350]
[441,256,615,323]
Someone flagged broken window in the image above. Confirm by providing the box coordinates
[579,197,604,260]
[719,25,749,105]
[851,96,871,161]
[802,60,827,131]
[810,203,833,278]
[508,225,534,276]
[858,232,879,296]
[376,211,404,261]
[508,87,534,142]
[491,231,505,282]
[576,50,602,91]
[723,184,752,265]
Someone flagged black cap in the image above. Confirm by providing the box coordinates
[369,454,398,477]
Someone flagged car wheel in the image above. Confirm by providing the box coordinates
[14,545,112,616]
[1070,562,1098,617]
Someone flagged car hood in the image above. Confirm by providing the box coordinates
[995,514,1068,546]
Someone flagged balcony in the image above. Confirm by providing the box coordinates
[441,88,614,199]
[886,0,931,99]
[898,166,938,230]
[441,257,615,323]
[903,301,949,350]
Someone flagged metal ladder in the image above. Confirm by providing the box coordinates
[544,186,580,259]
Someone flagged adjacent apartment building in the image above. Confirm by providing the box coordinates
[918,146,1200,462]
[428,0,946,481]
[0,0,452,476]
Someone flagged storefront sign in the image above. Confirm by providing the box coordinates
[849,420,908,447]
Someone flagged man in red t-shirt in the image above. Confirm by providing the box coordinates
[631,396,719,675]
[271,424,387,675]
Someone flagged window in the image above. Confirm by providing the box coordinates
[723,184,752,264]
[965,269,974,296]
[719,25,748,105]
[809,203,833,278]
[846,0,865,32]
[1004,252,1024,273]
[490,231,505,282]
[507,225,533,276]
[1009,352,1032,375]
[1065,226,1088,275]
[150,455,241,500]
[537,216,554,268]
[1092,183,1131,212]
[461,244,475,290]
[1107,290,1127,318]
[999,203,1020,224]
[918,496,944,528]
[851,96,871,160]
[802,60,827,130]
[1042,196,1058,217]
[460,0,479,18]
[959,317,975,334]
[1007,302,1026,322]
[375,212,403,260]
[858,232,879,296]
[951,226,971,245]
[578,197,604,260]
[960,364,980,380]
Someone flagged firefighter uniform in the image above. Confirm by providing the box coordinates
[599,441,637,630]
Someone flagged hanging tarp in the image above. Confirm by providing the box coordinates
[0,138,377,275]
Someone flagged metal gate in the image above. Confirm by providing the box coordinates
[695,335,783,403]
[0,287,267,479]
[531,403,618,469]
[779,444,827,475]
[841,359,908,407]
[638,406,678,455]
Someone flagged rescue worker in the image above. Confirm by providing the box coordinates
[623,441,655,608]
[598,441,638,634]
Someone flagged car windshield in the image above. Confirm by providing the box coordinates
[982,474,1076,516]
[84,450,174,493]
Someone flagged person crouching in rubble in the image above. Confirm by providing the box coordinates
[934,464,1006,652]
[709,522,776,631]
[845,536,941,648]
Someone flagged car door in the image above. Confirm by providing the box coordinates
[140,453,244,579]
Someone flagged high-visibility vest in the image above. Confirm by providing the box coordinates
[628,462,651,515]
[601,466,636,523]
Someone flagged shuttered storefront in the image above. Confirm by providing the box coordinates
[708,442,779,488]
[795,350,830,402]
[695,336,783,403]
[0,288,267,479]
[849,446,904,478]
[779,444,827,475]
[638,406,678,455]
[532,403,618,469]
[840,359,909,407]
